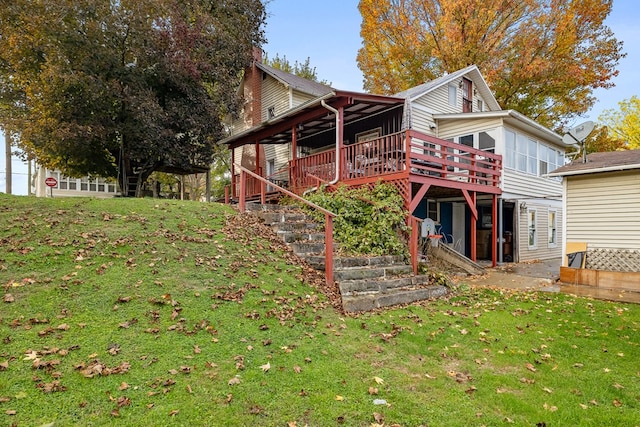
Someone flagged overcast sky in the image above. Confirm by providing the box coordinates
[3,0,638,194]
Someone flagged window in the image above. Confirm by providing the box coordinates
[477,99,483,112]
[427,199,439,223]
[459,134,474,149]
[527,139,537,174]
[516,134,528,172]
[462,78,472,112]
[448,84,457,107]
[267,106,275,119]
[527,208,537,249]
[548,209,557,247]
[539,144,549,175]
[505,129,516,169]
[479,131,495,152]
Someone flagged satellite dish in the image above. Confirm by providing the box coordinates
[567,121,595,142]
[563,121,595,163]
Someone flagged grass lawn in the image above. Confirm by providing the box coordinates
[0,194,638,426]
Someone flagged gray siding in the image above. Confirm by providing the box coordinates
[565,171,640,250]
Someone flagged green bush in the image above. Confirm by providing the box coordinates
[304,182,409,256]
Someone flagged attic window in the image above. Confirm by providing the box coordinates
[267,106,275,119]
[262,72,267,80]
[448,84,457,107]
[462,78,472,112]
[477,99,483,112]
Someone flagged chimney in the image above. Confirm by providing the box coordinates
[250,47,263,126]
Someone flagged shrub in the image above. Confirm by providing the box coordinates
[304,181,409,256]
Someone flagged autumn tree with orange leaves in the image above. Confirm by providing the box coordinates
[357,0,624,129]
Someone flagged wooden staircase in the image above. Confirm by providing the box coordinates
[245,202,449,312]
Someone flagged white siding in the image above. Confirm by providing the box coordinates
[423,85,459,114]
[438,118,503,140]
[261,76,290,121]
[516,199,563,261]
[291,90,315,107]
[502,169,563,199]
[565,171,640,250]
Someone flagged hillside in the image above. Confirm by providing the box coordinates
[1,194,639,426]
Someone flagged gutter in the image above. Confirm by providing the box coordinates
[547,163,640,178]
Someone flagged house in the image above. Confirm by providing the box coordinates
[221,51,573,265]
[548,150,640,291]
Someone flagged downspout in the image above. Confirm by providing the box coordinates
[303,100,341,195]
[320,99,341,185]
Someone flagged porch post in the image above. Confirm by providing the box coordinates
[231,147,236,201]
[470,191,477,261]
[492,194,498,267]
[498,197,503,263]
[291,125,297,187]
[338,106,344,180]
[255,139,260,175]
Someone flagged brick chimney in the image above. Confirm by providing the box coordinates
[250,47,263,126]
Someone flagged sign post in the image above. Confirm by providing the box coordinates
[45,177,57,197]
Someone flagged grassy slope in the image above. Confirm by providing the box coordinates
[0,194,638,427]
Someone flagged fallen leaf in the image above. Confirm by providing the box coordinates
[5,410,16,415]
[613,399,622,407]
[228,377,241,386]
[169,409,179,416]
[425,373,437,379]
[373,412,384,423]
[613,383,625,389]
[4,293,15,303]
[119,382,129,391]
[525,363,537,372]
[293,366,301,373]
[193,345,201,354]
[542,387,553,394]
[260,362,270,373]
[335,395,344,401]
[579,403,588,409]
[368,387,378,395]
[373,376,384,385]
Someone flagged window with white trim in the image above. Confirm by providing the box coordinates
[527,208,537,249]
[427,199,439,223]
[448,84,457,107]
[548,209,557,247]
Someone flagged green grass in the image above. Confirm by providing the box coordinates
[0,193,639,426]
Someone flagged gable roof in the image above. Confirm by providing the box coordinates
[256,62,334,97]
[394,65,501,110]
[548,150,640,177]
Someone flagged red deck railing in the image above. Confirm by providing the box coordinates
[286,130,501,192]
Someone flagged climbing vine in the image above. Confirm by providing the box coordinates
[303,182,409,256]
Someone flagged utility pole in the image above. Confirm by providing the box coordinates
[4,132,11,194]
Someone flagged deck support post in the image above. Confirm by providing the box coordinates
[492,194,498,267]
[239,170,246,212]
[410,216,419,275]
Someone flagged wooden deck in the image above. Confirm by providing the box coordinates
[289,130,501,195]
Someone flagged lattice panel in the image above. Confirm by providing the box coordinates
[586,248,640,272]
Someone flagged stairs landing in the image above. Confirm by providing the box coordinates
[246,202,449,312]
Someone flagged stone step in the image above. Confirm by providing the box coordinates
[271,221,320,232]
[278,231,326,243]
[339,274,433,295]
[258,211,308,225]
[333,264,413,281]
[341,285,449,313]
[334,255,405,269]
[245,202,298,212]
[290,241,328,255]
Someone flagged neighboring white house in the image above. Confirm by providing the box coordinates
[548,149,640,273]
[33,166,119,198]
[229,56,573,263]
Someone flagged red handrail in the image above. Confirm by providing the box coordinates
[235,164,336,287]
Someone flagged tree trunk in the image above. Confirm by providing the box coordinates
[4,132,11,195]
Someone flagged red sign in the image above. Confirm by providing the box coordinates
[45,177,58,187]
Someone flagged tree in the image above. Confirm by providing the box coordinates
[264,53,331,85]
[357,0,624,129]
[583,124,628,154]
[0,0,266,196]
[598,96,640,149]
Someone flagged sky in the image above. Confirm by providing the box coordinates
[2,0,639,195]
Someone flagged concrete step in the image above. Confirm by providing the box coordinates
[341,285,449,313]
[245,202,298,212]
[258,211,308,225]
